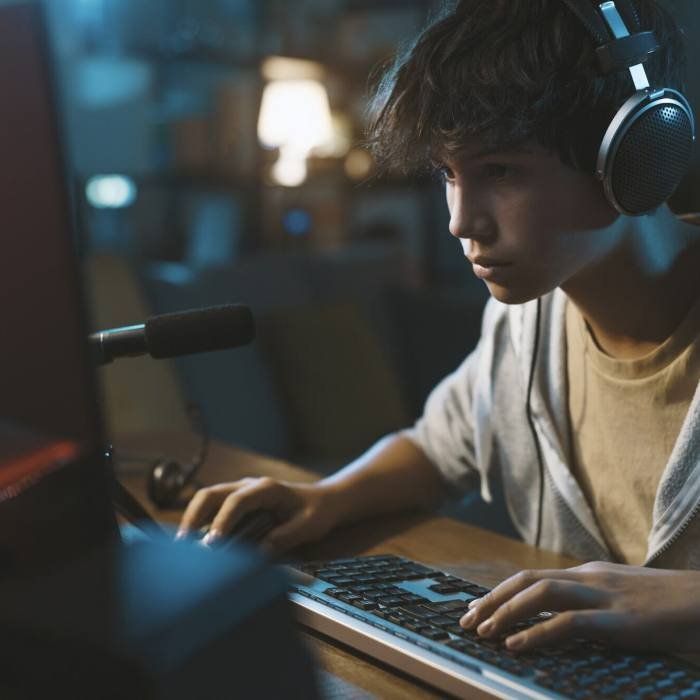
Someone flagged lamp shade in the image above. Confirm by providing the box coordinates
[257,79,333,154]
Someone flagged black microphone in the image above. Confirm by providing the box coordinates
[90,304,255,365]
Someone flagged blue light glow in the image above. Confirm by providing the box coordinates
[86,174,137,209]
[283,208,311,236]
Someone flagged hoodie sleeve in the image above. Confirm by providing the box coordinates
[401,298,508,496]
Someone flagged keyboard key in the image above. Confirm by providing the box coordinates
[446,639,468,650]
[323,588,346,598]
[401,593,429,604]
[399,602,425,611]
[337,593,362,604]
[404,621,430,634]
[314,569,337,579]
[424,600,467,613]
[430,616,457,627]
[478,638,503,651]
[333,576,359,585]
[420,626,449,641]
[429,583,461,594]
[374,583,399,591]
[385,612,413,624]
[445,610,465,620]
[529,656,558,672]
[462,585,489,596]
[490,657,532,677]
[402,571,430,580]
[377,595,405,607]
[644,661,666,671]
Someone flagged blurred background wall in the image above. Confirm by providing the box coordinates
[44,0,700,490]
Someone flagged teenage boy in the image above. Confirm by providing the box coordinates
[178,0,700,653]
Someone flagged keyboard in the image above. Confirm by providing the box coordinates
[288,554,700,699]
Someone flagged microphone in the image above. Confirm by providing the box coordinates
[90,304,255,365]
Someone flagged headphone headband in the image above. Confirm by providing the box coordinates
[559,0,610,44]
[560,0,660,79]
[560,0,695,215]
[560,0,642,43]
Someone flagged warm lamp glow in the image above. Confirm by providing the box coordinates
[261,56,325,82]
[272,147,308,187]
[344,148,374,180]
[257,78,334,186]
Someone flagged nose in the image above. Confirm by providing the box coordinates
[447,183,494,242]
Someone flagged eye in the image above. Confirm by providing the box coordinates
[484,163,513,180]
[438,165,456,183]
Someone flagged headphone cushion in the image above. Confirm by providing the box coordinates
[610,102,694,215]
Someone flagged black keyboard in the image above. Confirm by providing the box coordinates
[289,554,700,699]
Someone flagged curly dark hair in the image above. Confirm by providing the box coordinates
[367,0,687,175]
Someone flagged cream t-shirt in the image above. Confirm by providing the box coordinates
[566,296,700,564]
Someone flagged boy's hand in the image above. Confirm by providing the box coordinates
[176,477,339,552]
[460,562,700,653]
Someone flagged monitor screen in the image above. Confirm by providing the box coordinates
[0,0,118,572]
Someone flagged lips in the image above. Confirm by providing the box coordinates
[468,257,510,268]
[468,257,512,282]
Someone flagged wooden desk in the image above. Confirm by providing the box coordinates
[116,432,577,699]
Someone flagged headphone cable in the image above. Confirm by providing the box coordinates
[526,298,545,549]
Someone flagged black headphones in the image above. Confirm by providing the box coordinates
[147,402,210,509]
[561,0,695,215]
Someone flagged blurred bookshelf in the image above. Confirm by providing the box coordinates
[46,0,459,272]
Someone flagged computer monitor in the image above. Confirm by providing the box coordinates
[0,9,322,696]
[0,0,119,573]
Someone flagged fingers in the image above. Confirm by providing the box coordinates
[207,477,289,540]
[177,483,236,535]
[462,578,607,638]
[504,610,615,652]
[462,567,596,629]
[176,478,319,550]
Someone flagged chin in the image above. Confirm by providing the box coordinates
[485,281,546,305]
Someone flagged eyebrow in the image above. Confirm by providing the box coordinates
[468,145,534,160]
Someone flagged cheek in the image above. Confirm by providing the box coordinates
[542,167,618,230]
[515,174,616,258]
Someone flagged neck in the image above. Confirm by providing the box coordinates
[561,205,700,359]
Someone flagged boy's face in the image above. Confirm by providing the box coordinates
[442,140,620,304]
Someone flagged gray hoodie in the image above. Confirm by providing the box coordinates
[404,288,700,569]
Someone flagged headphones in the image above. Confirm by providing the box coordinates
[560,0,695,216]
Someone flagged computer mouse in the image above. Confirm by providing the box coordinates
[193,509,278,547]
[227,509,278,543]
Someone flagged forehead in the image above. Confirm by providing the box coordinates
[440,139,554,168]
[454,140,539,160]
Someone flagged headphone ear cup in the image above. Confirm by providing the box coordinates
[148,459,187,509]
[599,90,695,215]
